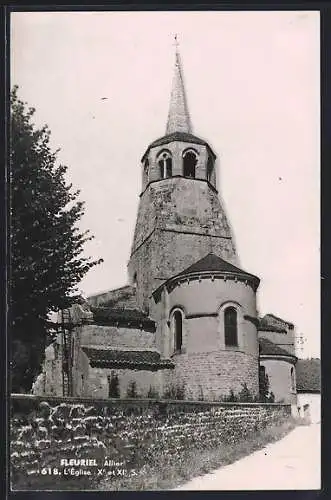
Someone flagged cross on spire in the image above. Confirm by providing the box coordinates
[166,36,192,135]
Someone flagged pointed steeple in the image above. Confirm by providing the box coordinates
[166,36,192,135]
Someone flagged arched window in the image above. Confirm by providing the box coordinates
[133,272,137,286]
[158,151,172,179]
[224,307,238,346]
[183,150,198,178]
[172,310,183,353]
[290,367,295,391]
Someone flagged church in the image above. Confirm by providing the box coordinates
[33,45,298,404]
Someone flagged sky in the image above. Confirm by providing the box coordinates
[10,10,320,358]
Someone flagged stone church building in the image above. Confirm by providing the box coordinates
[33,46,298,404]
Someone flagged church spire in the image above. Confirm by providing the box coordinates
[166,35,192,135]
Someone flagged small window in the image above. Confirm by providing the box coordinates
[158,152,172,179]
[224,306,238,346]
[290,367,295,391]
[183,150,197,178]
[133,272,137,286]
[172,310,183,352]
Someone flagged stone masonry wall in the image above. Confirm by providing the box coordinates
[80,324,155,350]
[128,177,237,309]
[164,351,259,401]
[87,367,166,399]
[10,396,291,490]
[130,230,237,311]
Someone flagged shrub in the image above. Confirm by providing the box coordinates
[176,383,186,400]
[127,381,138,398]
[198,385,204,401]
[238,383,253,402]
[222,389,237,402]
[268,392,275,403]
[108,372,120,398]
[220,384,258,403]
[147,386,159,399]
[163,383,186,400]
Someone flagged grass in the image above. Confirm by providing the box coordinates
[100,417,298,491]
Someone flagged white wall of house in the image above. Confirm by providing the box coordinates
[297,392,321,423]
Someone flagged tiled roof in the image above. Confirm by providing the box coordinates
[142,132,216,160]
[87,285,138,309]
[82,347,175,370]
[259,337,296,358]
[258,324,287,334]
[296,358,321,393]
[152,253,260,299]
[262,313,294,330]
[176,253,259,282]
[91,307,156,332]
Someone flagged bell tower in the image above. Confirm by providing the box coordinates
[128,40,238,311]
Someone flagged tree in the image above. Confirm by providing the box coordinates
[10,86,103,392]
[108,372,120,398]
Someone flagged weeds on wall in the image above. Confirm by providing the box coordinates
[220,383,275,403]
[163,383,186,400]
[108,372,120,398]
[198,385,204,401]
[147,386,160,399]
[126,381,139,398]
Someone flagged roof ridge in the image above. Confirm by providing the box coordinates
[87,284,135,299]
[263,313,294,327]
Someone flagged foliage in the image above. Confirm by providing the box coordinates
[238,383,254,402]
[268,391,275,403]
[221,384,260,403]
[147,386,159,399]
[108,372,120,398]
[10,86,103,392]
[126,381,138,398]
[198,385,204,401]
[163,383,186,400]
[221,389,237,402]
